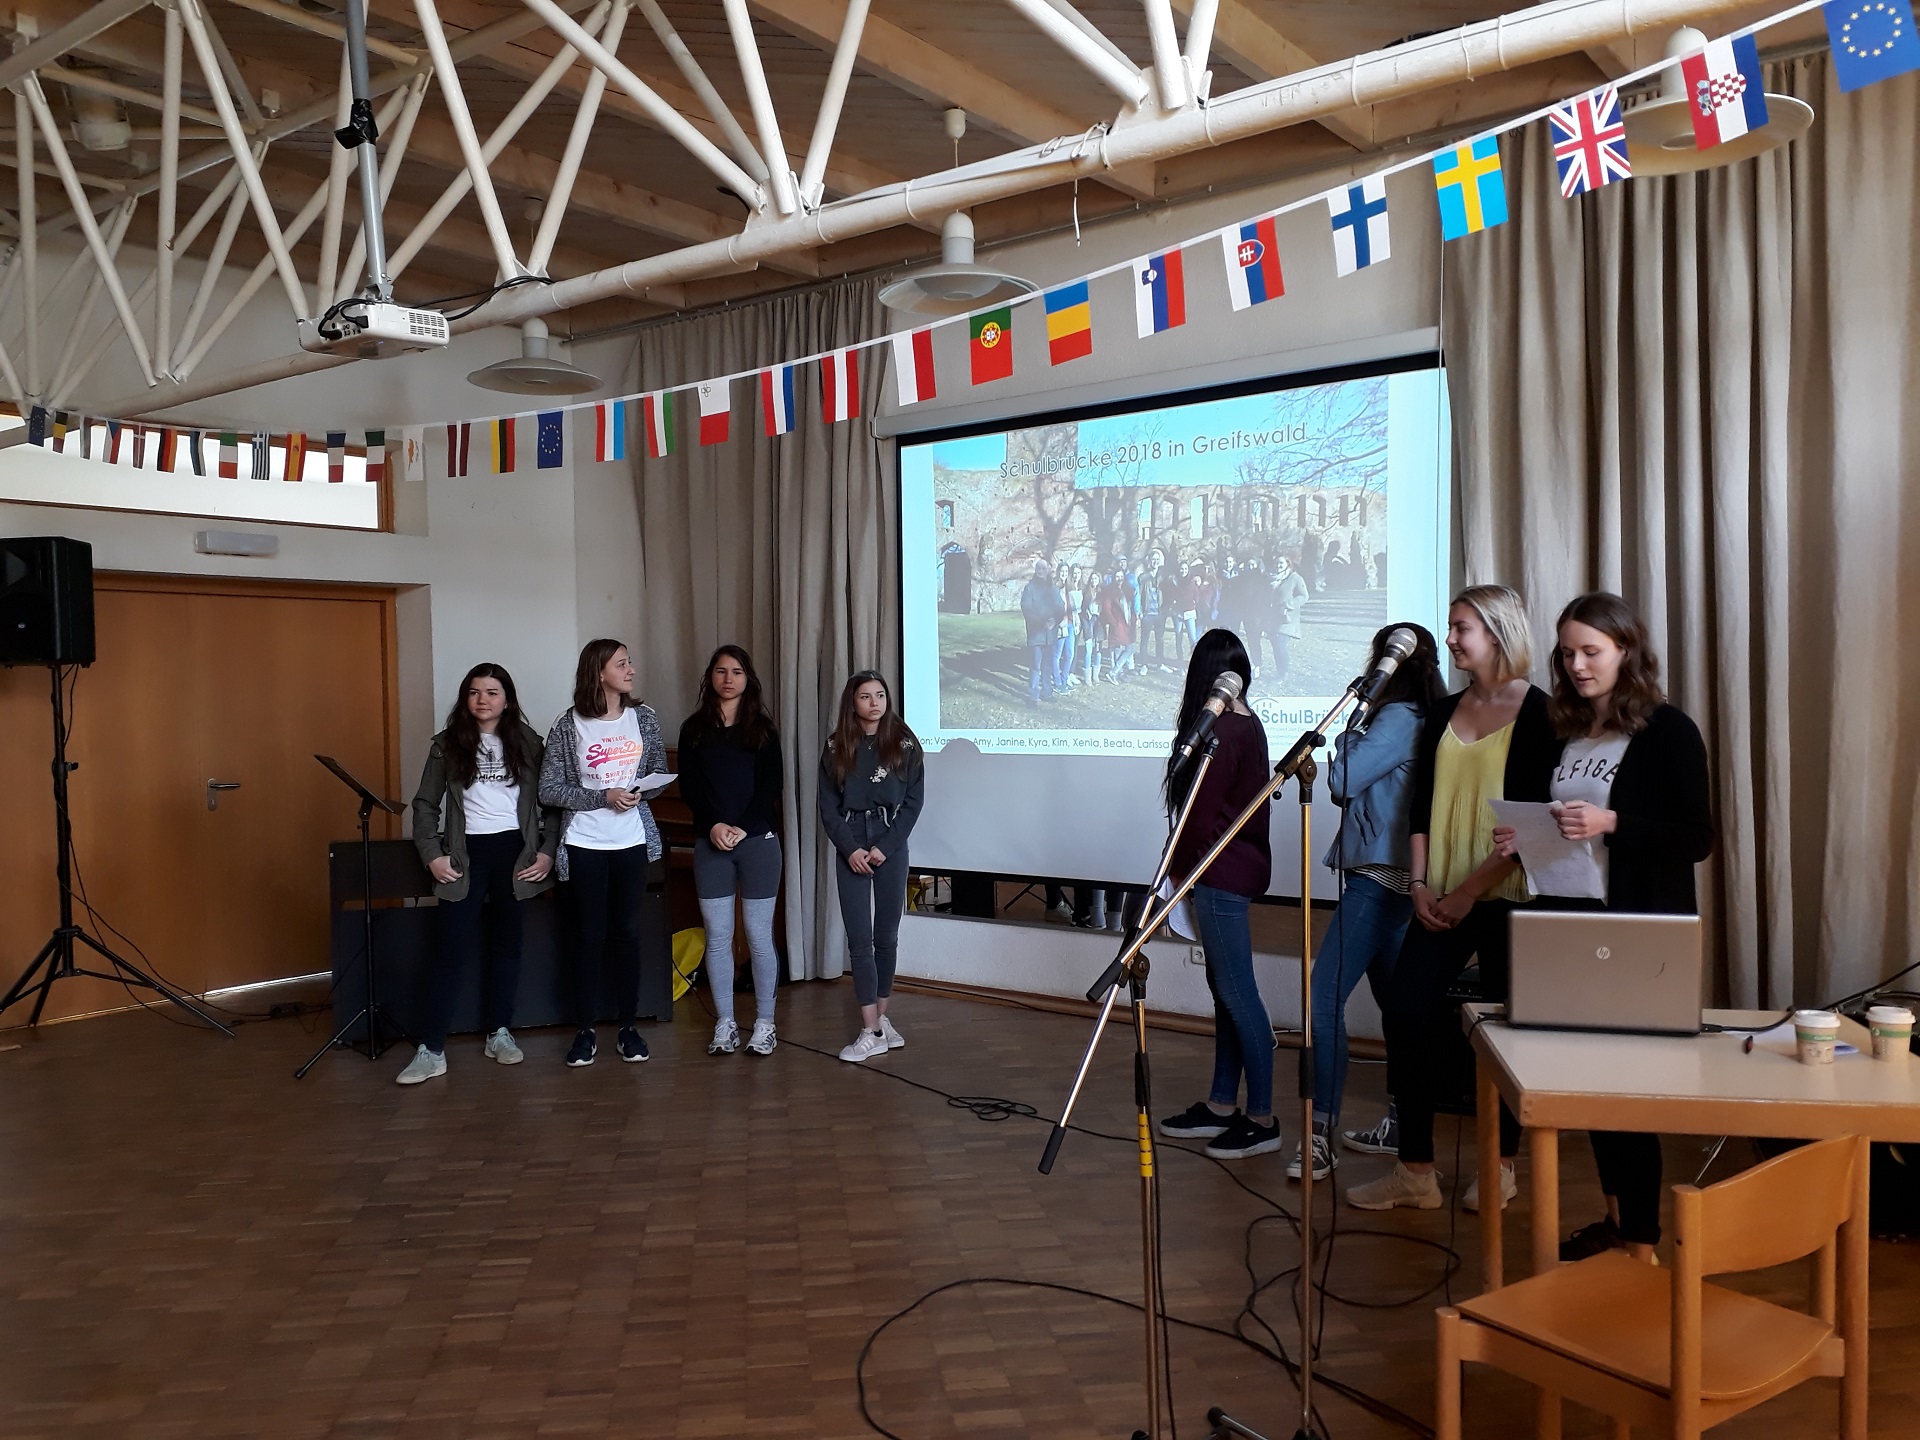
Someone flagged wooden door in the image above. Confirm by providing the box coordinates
[0,574,397,1025]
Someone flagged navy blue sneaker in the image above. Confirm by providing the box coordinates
[565,1028,596,1067]
[617,1025,650,1062]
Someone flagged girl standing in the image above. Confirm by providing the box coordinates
[679,645,786,1057]
[1156,629,1281,1160]
[818,671,924,1063]
[539,639,666,1068]
[398,663,558,1084]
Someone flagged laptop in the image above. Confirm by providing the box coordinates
[1506,911,1704,1036]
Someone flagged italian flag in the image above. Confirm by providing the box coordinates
[969,307,1013,385]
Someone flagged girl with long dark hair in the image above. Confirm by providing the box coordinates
[1156,629,1281,1160]
[539,638,666,1068]
[818,670,924,1063]
[397,663,558,1084]
[1292,625,1445,1177]
[679,645,785,1057]
[1500,593,1713,1261]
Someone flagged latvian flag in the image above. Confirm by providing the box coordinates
[642,392,673,458]
[1221,216,1284,310]
[1681,33,1768,148]
[445,423,471,478]
[697,380,730,446]
[761,363,797,436]
[891,328,936,406]
[593,400,627,462]
[1132,249,1186,337]
[821,348,858,423]
[326,430,347,483]
[1549,86,1630,197]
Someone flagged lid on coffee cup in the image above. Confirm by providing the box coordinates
[1867,1005,1915,1026]
[1793,1009,1840,1030]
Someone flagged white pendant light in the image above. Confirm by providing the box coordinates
[466,317,602,395]
[1623,26,1814,176]
[877,210,1039,316]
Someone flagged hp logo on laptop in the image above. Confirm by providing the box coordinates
[1595,946,1611,961]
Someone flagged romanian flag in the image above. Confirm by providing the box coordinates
[1434,137,1508,239]
[490,417,516,473]
[642,391,673,458]
[969,307,1013,385]
[696,380,729,445]
[285,432,308,481]
[891,328,936,406]
[446,422,471,477]
[594,400,627,461]
[1043,281,1093,365]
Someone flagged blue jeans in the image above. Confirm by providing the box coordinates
[1193,884,1273,1118]
[1309,872,1413,1128]
[1053,624,1075,689]
[1028,640,1055,699]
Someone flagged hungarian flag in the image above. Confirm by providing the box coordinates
[1222,217,1284,310]
[1132,250,1187,336]
[285,433,307,481]
[364,430,387,484]
[642,391,673,458]
[445,422,470,477]
[891,328,936,405]
[490,417,516,474]
[536,412,563,469]
[1681,33,1768,148]
[821,348,859,423]
[1043,281,1093,364]
[697,380,730,445]
[326,431,346,483]
[761,364,797,436]
[969,307,1013,385]
[593,400,626,461]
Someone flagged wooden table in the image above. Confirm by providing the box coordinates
[1468,1006,1920,1437]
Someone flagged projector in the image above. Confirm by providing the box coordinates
[298,302,451,359]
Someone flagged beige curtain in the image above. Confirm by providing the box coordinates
[632,279,898,980]
[1445,59,1920,1007]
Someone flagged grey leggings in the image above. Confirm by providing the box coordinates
[693,834,781,1026]
[833,812,909,1007]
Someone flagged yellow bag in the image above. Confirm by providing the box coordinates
[671,927,706,1002]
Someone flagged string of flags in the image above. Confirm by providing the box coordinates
[15,0,1915,481]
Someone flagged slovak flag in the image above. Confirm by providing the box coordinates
[697,379,730,446]
[1680,32,1769,148]
[761,363,798,436]
[1132,249,1186,337]
[1549,85,1631,197]
[1221,216,1285,311]
[821,347,859,423]
[891,327,936,406]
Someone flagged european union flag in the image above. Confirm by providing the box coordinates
[1825,0,1920,91]
[536,411,564,469]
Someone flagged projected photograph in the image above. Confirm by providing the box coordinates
[924,378,1391,732]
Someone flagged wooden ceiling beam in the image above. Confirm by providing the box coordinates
[1167,0,1372,149]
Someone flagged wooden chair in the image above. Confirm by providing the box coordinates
[1436,1134,1870,1440]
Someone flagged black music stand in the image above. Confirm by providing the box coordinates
[297,754,406,1078]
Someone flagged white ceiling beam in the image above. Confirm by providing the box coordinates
[1166,0,1372,149]
[721,0,795,214]
[1002,0,1149,106]
[0,0,147,92]
[633,0,766,183]
[1141,0,1188,110]
[797,0,866,209]
[529,0,626,274]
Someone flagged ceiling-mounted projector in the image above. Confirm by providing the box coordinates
[878,211,1037,316]
[298,300,450,358]
[467,317,602,395]
[1622,26,1813,176]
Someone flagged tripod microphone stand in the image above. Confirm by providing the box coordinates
[0,664,232,1034]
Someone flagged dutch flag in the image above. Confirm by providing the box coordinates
[1132,249,1186,337]
[821,347,859,423]
[1680,33,1769,148]
[1221,215,1285,311]
[761,364,797,436]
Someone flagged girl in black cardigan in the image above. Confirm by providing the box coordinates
[1498,592,1714,1260]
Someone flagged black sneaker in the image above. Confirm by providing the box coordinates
[565,1028,597,1067]
[1205,1115,1284,1160]
[1158,1102,1240,1139]
[1560,1217,1625,1263]
[616,1025,650,1062]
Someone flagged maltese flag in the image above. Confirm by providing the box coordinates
[1680,33,1769,148]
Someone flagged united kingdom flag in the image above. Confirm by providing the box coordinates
[1549,85,1631,198]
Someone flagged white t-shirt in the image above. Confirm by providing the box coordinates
[565,708,648,850]
[462,732,520,836]
[1551,731,1631,897]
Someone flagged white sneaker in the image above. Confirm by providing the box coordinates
[878,1015,906,1050]
[396,1044,446,1085]
[1047,901,1073,923]
[1463,1163,1518,1213]
[1346,1162,1443,1211]
[484,1028,523,1065]
[708,1019,741,1055]
[839,1028,888,1063]
[747,1019,777,1055]
[1287,1130,1337,1182]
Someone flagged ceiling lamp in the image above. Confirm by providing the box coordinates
[878,210,1038,316]
[1623,26,1814,176]
[466,317,601,395]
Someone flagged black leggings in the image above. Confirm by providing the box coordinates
[1383,899,1522,1166]
[424,830,525,1050]
[1592,1130,1663,1246]
[565,842,646,1028]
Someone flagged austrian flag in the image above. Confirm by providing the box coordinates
[821,348,859,423]
[1681,33,1769,148]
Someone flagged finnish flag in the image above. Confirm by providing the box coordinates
[1327,176,1390,278]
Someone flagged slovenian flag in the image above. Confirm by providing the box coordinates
[761,363,797,435]
[445,423,470,478]
[490,417,516,474]
[642,391,673,458]
[1043,281,1093,364]
[891,328,936,406]
[1680,33,1769,148]
[1221,216,1284,310]
[594,400,627,461]
[821,348,859,423]
[697,380,730,445]
[1132,249,1186,337]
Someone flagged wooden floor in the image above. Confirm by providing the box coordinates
[3,982,1918,1439]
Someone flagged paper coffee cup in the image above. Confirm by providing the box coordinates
[1794,1009,1840,1065]
[1866,1005,1914,1063]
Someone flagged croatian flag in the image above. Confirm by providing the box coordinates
[761,363,797,436]
[1132,249,1186,337]
[593,400,626,462]
[1550,86,1631,196]
[821,347,859,423]
[697,380,730,446]
[1327,177,1390,277]
[1221,216,1284,310]
[1680,33,1769,148]
[642,391,673,458]
[891,327,936,406]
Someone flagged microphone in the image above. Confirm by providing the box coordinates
[1174,671,1244,769]
[1351,626,1420,714]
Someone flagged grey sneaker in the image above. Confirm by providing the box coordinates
[396,1044,446,1085]
[1287,1129,1337,1181]
[878,1015,905,1050]
[708,1019,741,1055]
[1342,1108,1399,1155]
[839,1028,888,1063]
[1346,1162,1444,1211]
[484,1028,523,1065]
[746,1019,777,1055]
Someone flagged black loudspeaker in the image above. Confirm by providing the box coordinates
[0,536,95,666]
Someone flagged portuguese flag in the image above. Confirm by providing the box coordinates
[969,306,1014,385]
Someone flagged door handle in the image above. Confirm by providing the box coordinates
[207,779,242,811]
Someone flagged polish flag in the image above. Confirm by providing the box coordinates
[697,380,730,446]
[821,347,859,423]
[891,328,936,406]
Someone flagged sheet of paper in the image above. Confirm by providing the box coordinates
[1749,1019,1860,1060]
[1488,799,1606,900]
[632,771,676,797]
